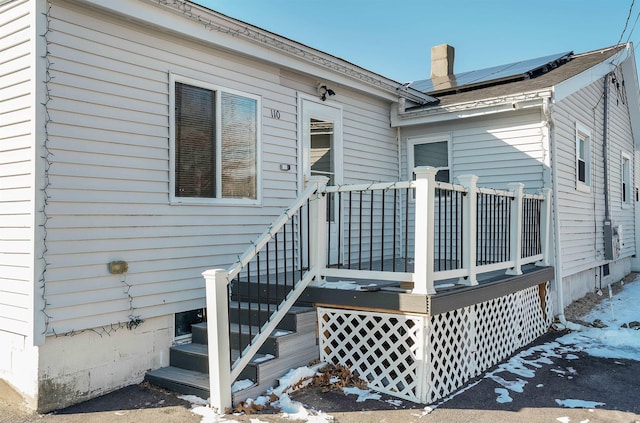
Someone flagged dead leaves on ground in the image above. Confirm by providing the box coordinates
[311,363,368,393]
[227,362,366,415]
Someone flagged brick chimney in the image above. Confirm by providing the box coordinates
[431,44,455,78]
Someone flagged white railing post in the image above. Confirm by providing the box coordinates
[536,188,553,267]
[457,175,479,286]
[203,269,232,412]
[413,166,437,295]
[307,176,329,287]
[506,183,524,275]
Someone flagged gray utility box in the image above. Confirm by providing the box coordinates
[603,219,614,260]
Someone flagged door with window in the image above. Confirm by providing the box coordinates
[301,98,343,264]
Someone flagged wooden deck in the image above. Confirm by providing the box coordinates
[299,264,554,315]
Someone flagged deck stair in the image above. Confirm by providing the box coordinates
[145,301,318,404]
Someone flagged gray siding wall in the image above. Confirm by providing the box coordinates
[41,1,396,334]
[401,109,547,191]
[553,73,636,278]
[0,0,34,336]
[399,109,546,260]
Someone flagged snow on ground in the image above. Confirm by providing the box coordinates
[183,276,640,422]
[482,276,640,409]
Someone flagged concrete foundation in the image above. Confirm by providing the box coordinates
[1,315,173,413]
[560,257,631,309]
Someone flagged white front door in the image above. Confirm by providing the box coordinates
[301,98,343,264]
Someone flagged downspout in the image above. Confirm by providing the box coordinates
[396,125,405,258]
[603,73,611,222]
[544,98,581,330]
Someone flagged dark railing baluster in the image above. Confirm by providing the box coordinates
[266,242,271,315]
[282,223,287,293]
[337,192,342,268]
[290,218,295,294]
[247,262,252,346]
[327,192,332,265]
[297,214,302,281]
[438,189,441,271]
[348,191,352,269]
[381,190,385,271]
[274,232,279,311]
[507,197,512,260]
[358,191,363,270]
[448,190,452,270]
[393,189,397,272]
[404,188,409,272]
[227,281,232,364]
[235,275,242,354]
[369,190,374,270]
[476,193,481,265]
[523,198,528,257]
[306,200,310,269]
[256,252,261,330]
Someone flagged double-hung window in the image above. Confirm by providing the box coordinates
[170,75,261,204]
[575,122,591,193]
[408,134,451,183]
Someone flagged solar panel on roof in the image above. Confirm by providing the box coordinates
[410,51,573,94]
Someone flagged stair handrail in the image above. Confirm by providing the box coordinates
[225,177,327,282]
[204,176,328,412]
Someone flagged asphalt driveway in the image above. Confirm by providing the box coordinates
[2,330,639,423]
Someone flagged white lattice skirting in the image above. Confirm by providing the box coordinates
[318,282,552,404]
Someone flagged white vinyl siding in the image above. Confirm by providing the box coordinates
[0,0,33,336]
[553,73,635,277]
[401,109,546,191]
[38,1,397,334]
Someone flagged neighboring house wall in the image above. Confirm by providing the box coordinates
[552,72,636,303]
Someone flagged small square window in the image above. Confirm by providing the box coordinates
[408,134,451,183]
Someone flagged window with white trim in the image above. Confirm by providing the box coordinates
[170,75,261,203]
[622,152,631,206]
[408,134,451,183]
[575,122,591,192]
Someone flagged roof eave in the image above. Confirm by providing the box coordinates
[75,0,436,104]
[391,90,552,127]
[553,47,627,103]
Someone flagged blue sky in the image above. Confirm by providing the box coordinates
[195,0,639,83]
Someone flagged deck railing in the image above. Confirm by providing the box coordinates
[319,168,551,293]
[203,167,551,410]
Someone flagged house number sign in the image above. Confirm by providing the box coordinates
[270,109,281,119]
